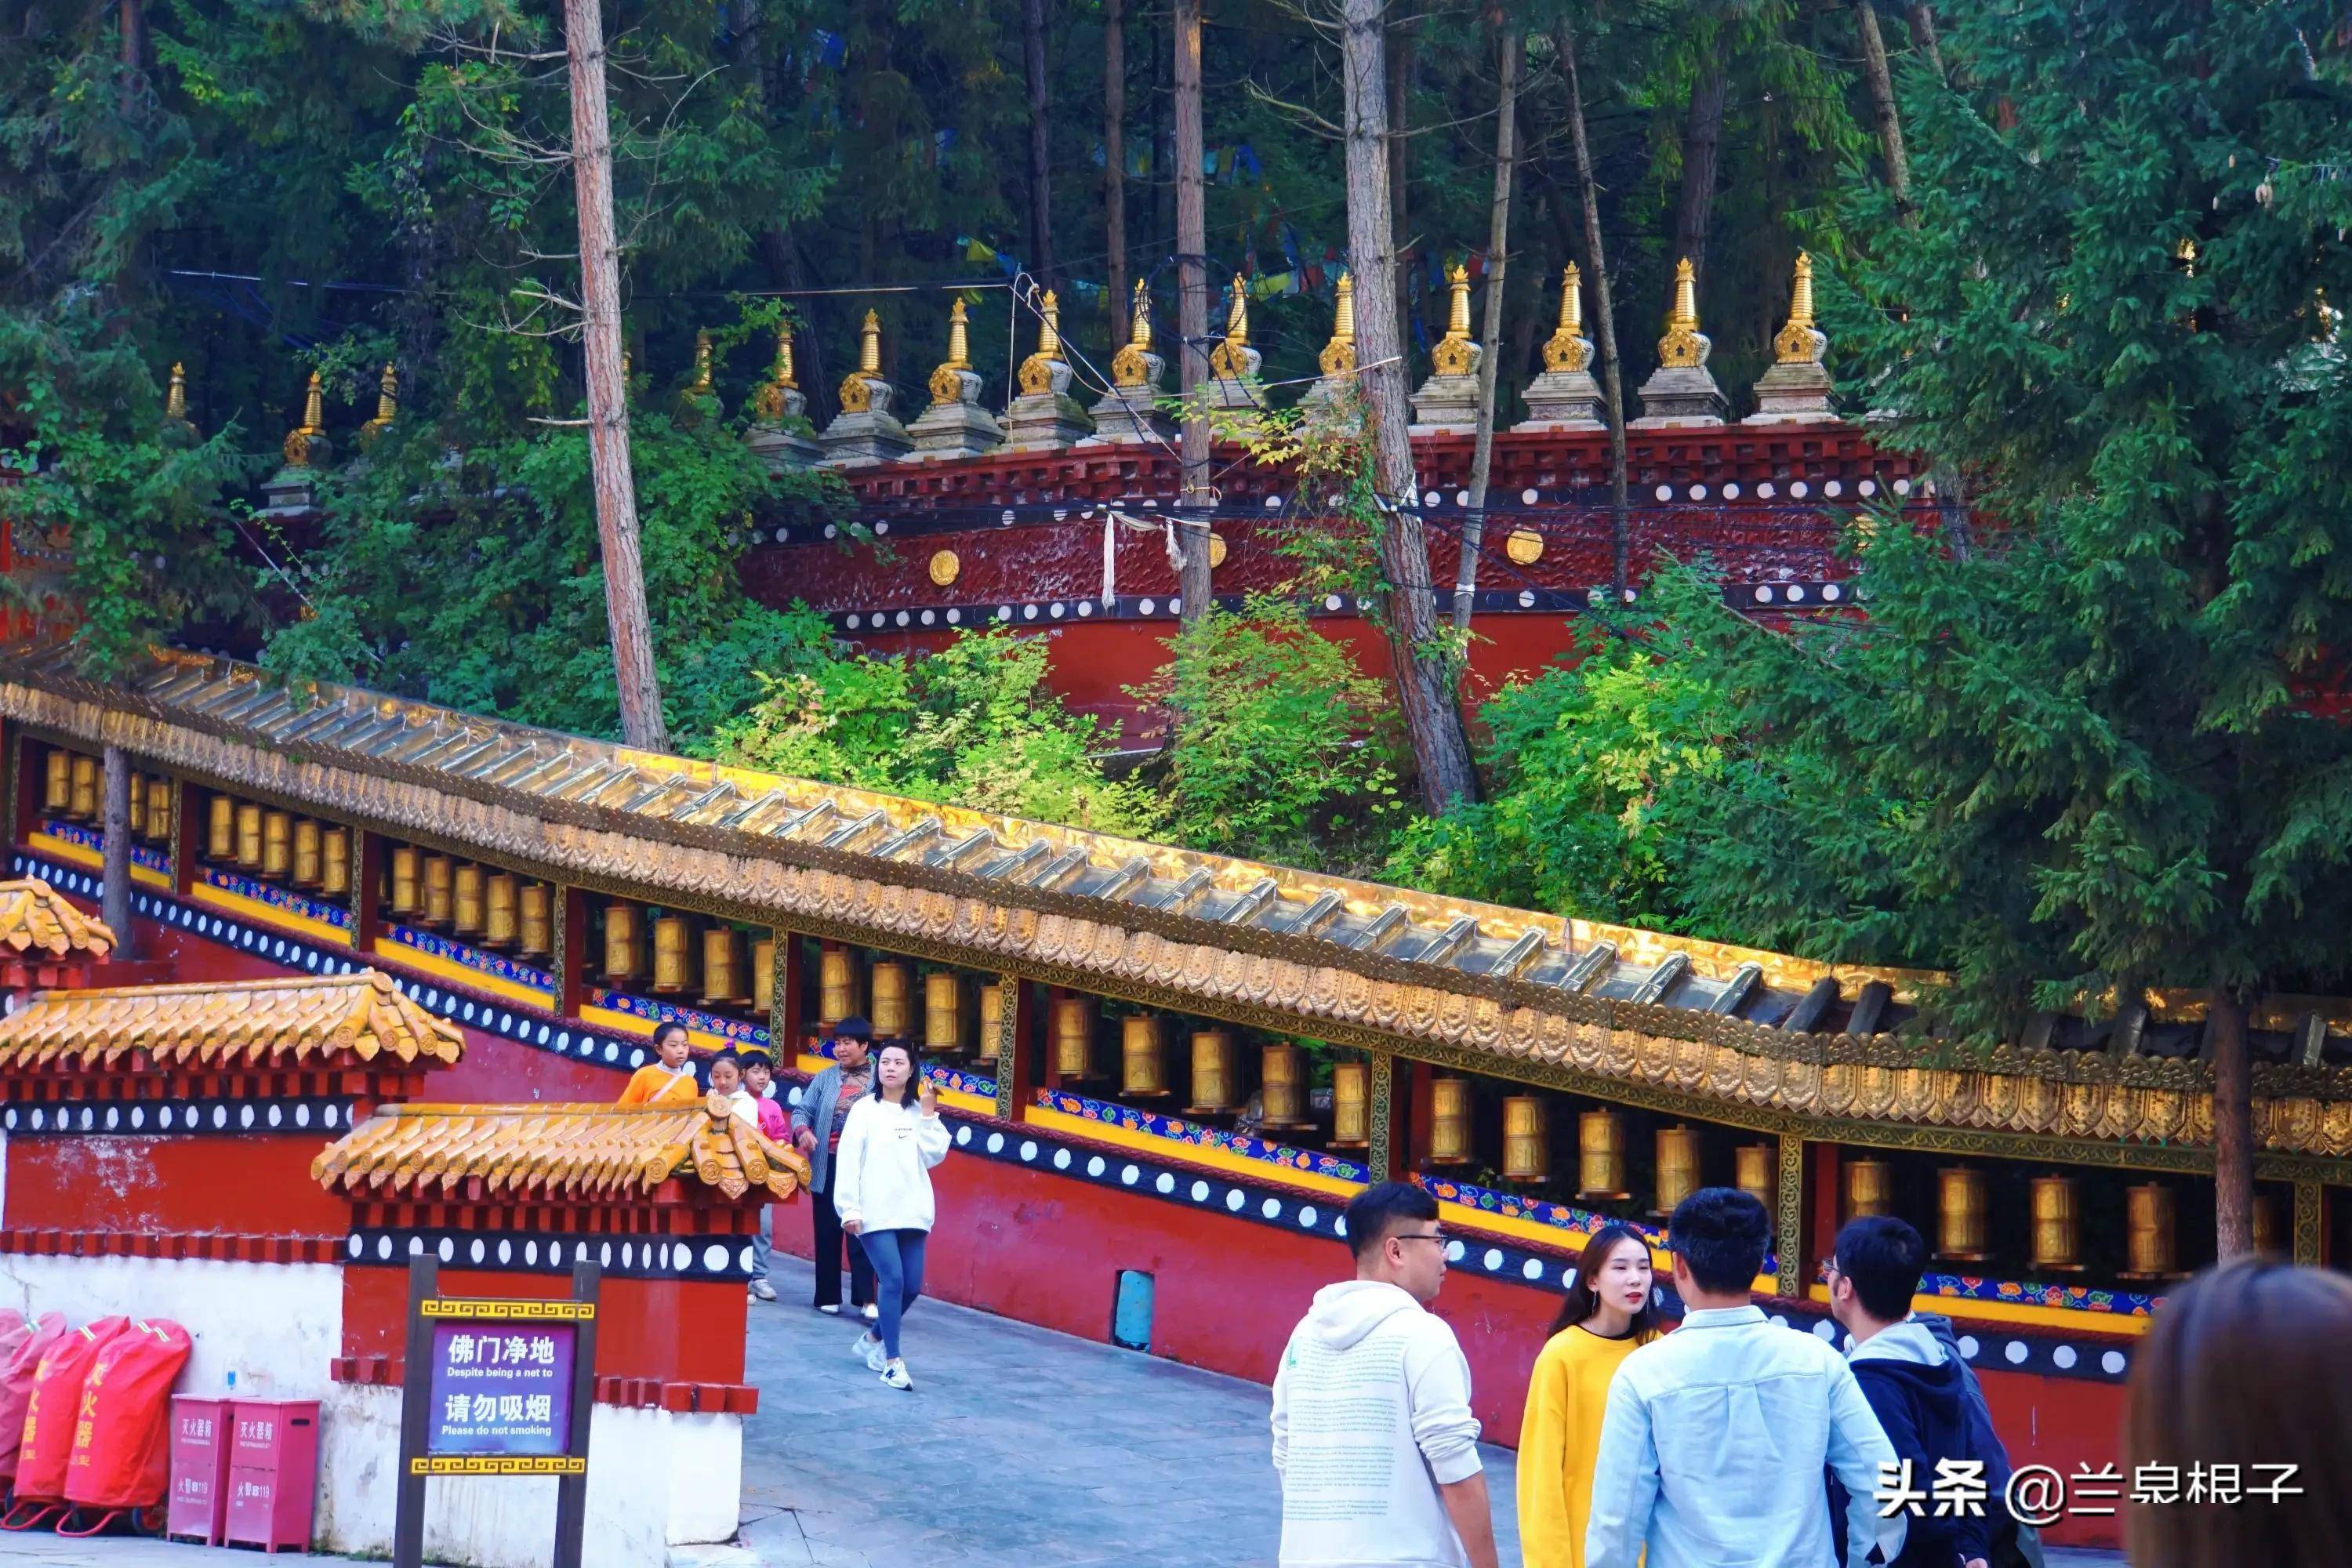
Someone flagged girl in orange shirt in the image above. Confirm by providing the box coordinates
[617,1021,702,1107]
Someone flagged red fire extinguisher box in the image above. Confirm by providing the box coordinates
[223,1399,321,1555]
[166,1396,232,1545]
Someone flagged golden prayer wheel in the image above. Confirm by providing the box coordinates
[2253,1193,2281,1255]
[516,881,552,957]
[483,873,518,948]
[420,854,454,928]
[1121,1015,1168,1097]
[261,810,293,880]
[924,971,963,1051]
[452,862,485,936]
[702,926,749,1007]
[144,776,172,844]
[292,818,322,887]
[602,902,644,983]
[976,982,1004,1065]
[1653,1126,1703,1216]
[1428,1078,1474,1164]
[69,753,98,820]
[1936,1167,1991,1261]
[207,793,235,862]
[42,750,70,814]
[236,802,265,870]
[2030,1175,2084,1272]
[652,914,693,994]
[319,826,350,898]
[1578,1109,1632,1201]
[1053,995,1097,1080]
[1845,1159,1893,1221]
[1504,1096,1551,1185]
[753,938,778,1017]
[1735,1144,1775,1209]
[388,844,420,914]
[818,946,858,1028]
[2122,1184,2179,1279]
[127,775,146,836]
[1330,1062,1370,1148]
[1260,1043,1308,1127]
[870,960,913,1037]
[1186,1029,1237,1113]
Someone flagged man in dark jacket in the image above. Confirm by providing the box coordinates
[1912,1311,2044,1568]
[789,1015,877,1318]
[1828,1216,1991,1568]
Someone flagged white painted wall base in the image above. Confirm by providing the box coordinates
[0,1250,342,1399]
[318,1382,744,1568]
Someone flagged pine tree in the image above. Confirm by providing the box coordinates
[1661,1,2352,1255]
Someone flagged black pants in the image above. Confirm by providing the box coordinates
[809,1185,875,1309]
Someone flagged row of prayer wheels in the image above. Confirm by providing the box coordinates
[42,751,174,844]
[601,902,769,1011]
[384,846,550,956]
[1843,1160,2276,1279]
[812,949,1006,1063]
[202,793,348,897]
[1425,1086,1777,1214]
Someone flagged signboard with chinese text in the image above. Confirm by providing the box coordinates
[424,1320,575,1458]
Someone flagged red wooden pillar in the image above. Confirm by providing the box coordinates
[559,886,590,1019]
[1806,1142,1842,1295]
[776,932,806,1060]
[993,978,1037,1123]
[353,829,383,951]
[169,779,198,897]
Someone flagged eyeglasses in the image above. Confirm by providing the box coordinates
[1393,1231,1450,1247]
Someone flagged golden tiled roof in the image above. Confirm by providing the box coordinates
[0,877,116,960]
[0,971,463,1073]
[312,1095,809,1202]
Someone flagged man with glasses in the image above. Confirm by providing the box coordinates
[1584,1187,1904,1568]
[1271,1181,1501,1568]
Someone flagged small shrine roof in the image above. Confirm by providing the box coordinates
[0,877,116,960]
[0,971,463,1073]
[312,1096,809,1202]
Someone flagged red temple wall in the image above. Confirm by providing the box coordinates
[2,1132,351,1238]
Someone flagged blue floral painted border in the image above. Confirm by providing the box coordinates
[387,924,553,991]
[1416,1173,1688,1255]
[44,818,172,874]
[1920,1271,2158,1319]
[588,986,771,1050]
[799,1038,999,1099]
[1034,1087,1374,1185]
[201,866,355,931]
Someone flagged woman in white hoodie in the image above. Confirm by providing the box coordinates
[833,1041,950,1390]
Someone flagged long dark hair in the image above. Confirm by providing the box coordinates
[1549,1225,1663,1341]
[875,1040,923,1108]
[2125,1258,2352,1568]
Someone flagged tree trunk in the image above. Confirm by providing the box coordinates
[1174,0,1211,622]
[1907,2,1945,80]
[1339,0,1479,812]
[119,0,147,111]
[1023,0,1055,285]
[1387,21,1414,353]
[1853,0,1913,216]
[2211,985,2256,1257]
[1104,0,1127,329]
[1453,29,1519,633]
[1668,60,1727,304]
[100,745,135,961]
[565,0,668,751]
[1559,23,1630,603]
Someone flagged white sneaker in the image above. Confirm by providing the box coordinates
[860,1303,880,1323]
[853,1331,885,1371]
[815,1303,842,1316]
[748,1279,776,1302]
[880,1359,913,1391]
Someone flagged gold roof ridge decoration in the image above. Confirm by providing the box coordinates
[313,1095,811,1203]
[164,363,198,437]
[751,327,799,422]
[838,310,884,413]
[1318,273,1358,378]
[0,968,462,1073]
[1430,263,1477,377]
[1658,257,1710,370]
[283,371,328,467]
[930,299,975,405]
[1542,266,1591,374]
[360,363,398,441]
[1015,290,1066,397]
[1773,252,1826,365]
[1110,281,1155,390]
[0,877,117,960]
[1208,275,1252,379]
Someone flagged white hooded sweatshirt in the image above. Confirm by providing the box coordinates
[1270,1279,1484,1567]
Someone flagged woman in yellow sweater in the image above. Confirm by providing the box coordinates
[1518,1223,1661,1568]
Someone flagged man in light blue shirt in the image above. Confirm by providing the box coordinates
[1584,1188,1905,1568]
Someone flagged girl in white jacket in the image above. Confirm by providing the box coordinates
[833,1041,950,1390]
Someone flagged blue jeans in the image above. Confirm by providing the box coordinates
[855,1228,928,1359]
[753,1203,771,1281]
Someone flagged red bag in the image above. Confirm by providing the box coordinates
[64,1320,192,1510]
[11,1317,129,1501]
[0,1312,68,1484]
